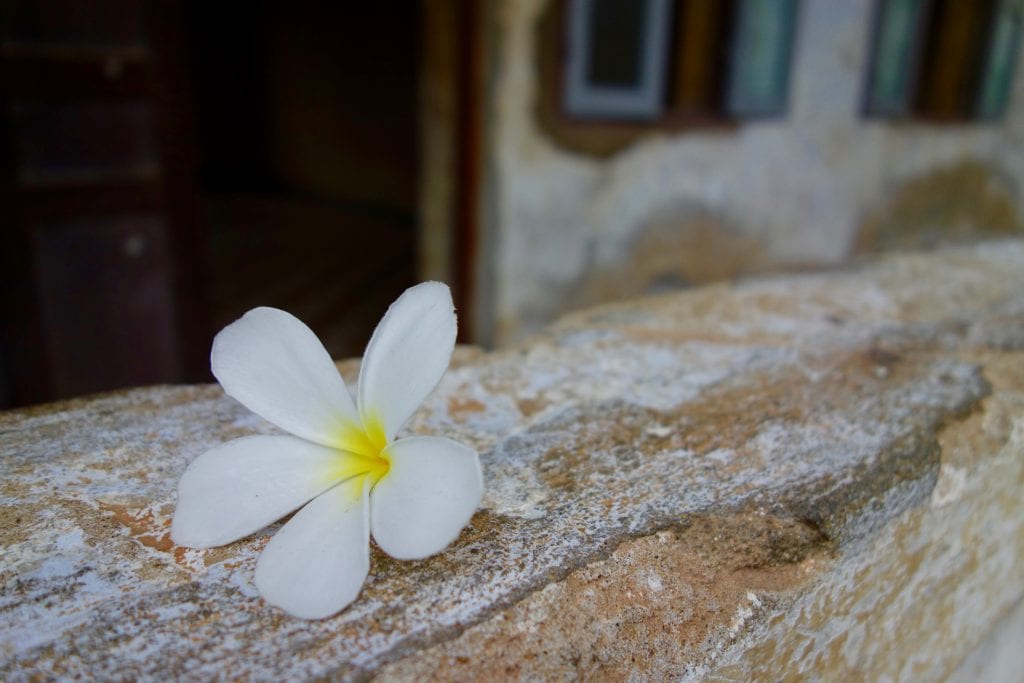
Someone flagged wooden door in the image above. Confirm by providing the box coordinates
[0,0,208,407]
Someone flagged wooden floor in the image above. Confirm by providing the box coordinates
[205,194,416,362]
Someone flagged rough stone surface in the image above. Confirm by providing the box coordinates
[949,597,1024,683]
[2,241,1024,681]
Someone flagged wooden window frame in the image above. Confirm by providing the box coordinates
[563,0,675,121]
[864,0,1023,122]
[541,0,800,157]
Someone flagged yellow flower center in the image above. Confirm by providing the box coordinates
[324,413,391,487]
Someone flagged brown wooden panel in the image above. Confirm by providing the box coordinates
[916,0,994,119]
[0,1,209,407]
[3,0,147,47]
[672,0,731,113]
[146,0,212,384]
[30,214,183,398]
[0,47,153,99]
[14,181,164,221]
[0,214,51,407]
[12,99,160,184]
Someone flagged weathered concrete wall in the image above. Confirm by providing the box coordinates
[485,0,1024,344]
[2,241,1023,680]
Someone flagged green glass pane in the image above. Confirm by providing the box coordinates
[726,0,799,117]
[975,0,1023,120]
[865,0,927,117]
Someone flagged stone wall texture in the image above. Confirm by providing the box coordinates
[2,240,1024,680]
[482,0,1024,344]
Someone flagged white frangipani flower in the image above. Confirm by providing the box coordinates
[171,282,483,619]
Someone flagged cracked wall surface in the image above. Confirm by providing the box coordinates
[1,241,1023,680]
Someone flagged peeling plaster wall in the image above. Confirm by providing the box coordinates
[487,0,1024,345]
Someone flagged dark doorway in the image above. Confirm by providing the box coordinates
[0,2,420,407]
[187,2,420,360]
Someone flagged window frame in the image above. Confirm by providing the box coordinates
[863,0,1023,122]
[562,0,675,121]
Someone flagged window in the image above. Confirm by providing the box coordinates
[726,0,800,117]
[864,0,1023,120]
[975,0,1023,119]
[564,0,674,120]
[560,0,801,123]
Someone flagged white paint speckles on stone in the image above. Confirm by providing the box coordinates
[645,571,663,593]
[931,464,968,507]
[482,448,550,520]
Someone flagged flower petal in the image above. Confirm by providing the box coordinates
[211,307,365,451]
[171,435,352,548]
[254,476,370,619]
[370,436,482,560]
[357,282,457,441]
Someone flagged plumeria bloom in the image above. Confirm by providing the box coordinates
[171,282,483,619]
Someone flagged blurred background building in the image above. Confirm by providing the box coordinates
[1,0,1022,408]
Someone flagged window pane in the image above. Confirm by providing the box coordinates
[586,0,648,87]
[974,0,1023,120]
[864,0,929,117]
[563,0,672,120]
[725,0,800,118]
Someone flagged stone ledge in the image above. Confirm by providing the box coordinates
[2,240,1023,680]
